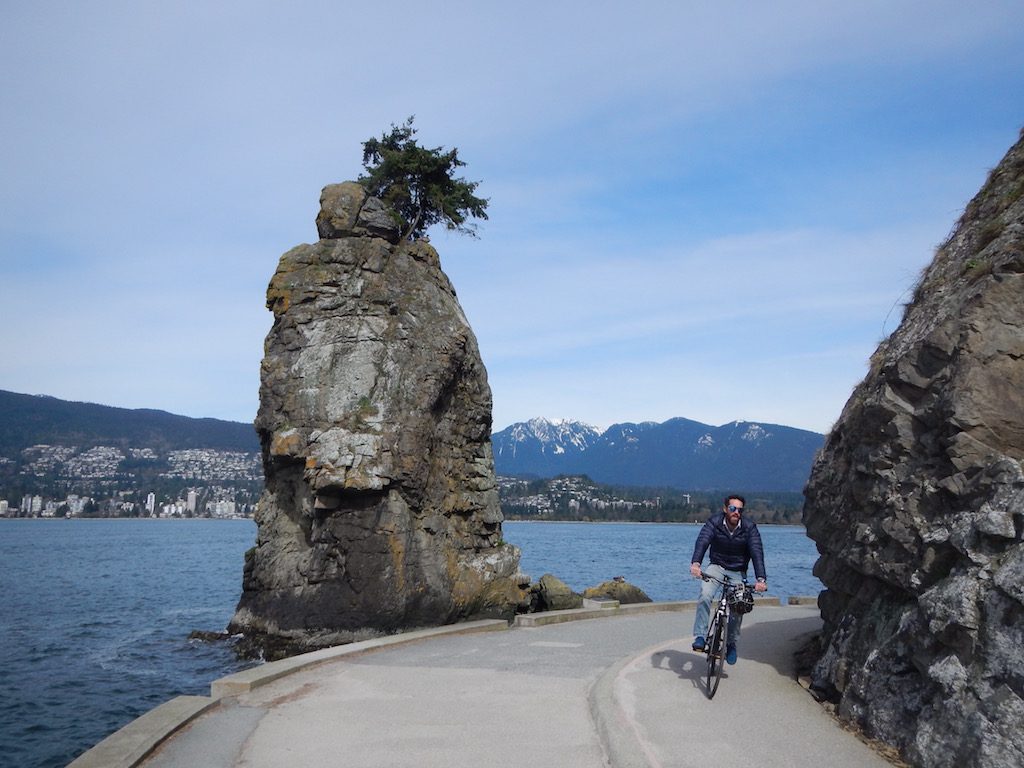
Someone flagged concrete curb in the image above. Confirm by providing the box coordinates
[210,618,508,698]
[514,600,701,627]
[67,696,218,768]
[68,620,508,768]
[589,642,667,768]
[70,597,819,767]
[786,595,819,606]
[514,596,783,626]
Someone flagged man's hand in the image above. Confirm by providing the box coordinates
[754,580,768,593]
[690,562,702,578]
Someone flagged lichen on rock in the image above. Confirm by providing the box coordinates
[229,182,526,658]
[803,130,1024,767]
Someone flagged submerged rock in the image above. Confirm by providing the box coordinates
[228,182,525,658]
[803,131,1024,767]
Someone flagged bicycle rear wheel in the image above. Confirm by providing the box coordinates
[705,614,725,698]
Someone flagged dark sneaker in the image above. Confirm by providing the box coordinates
[726,645,737,665]
[692,636,705,651]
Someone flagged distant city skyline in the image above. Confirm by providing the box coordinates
[3,2,1023,434]
[0,442,261,518]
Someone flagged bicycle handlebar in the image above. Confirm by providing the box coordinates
[697,572,767,592]
[698,572,746,586]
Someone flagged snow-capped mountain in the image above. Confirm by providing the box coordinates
[491,418,601,477]
[492,416,824,492]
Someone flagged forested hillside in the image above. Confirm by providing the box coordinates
[0,390,258,455]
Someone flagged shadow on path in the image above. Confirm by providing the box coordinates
[649,647,732,698]
[645,612,822,696]
[739,615,822,675]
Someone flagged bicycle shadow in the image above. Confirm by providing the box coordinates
[647,613,822,694]
[649,647,729,695]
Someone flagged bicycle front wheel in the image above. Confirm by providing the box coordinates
[705,614,725,698]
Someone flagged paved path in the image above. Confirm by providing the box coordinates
[124,604,892,768]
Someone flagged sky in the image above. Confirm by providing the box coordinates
[2,1,1023,435]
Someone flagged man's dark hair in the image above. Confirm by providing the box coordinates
[724,494,746,507]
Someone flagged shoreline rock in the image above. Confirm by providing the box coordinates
[227,182,525,659]
[803,130,1024,767]
[583,578,652,604]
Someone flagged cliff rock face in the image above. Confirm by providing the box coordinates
[229,182,525,656]
[803,133,1024,767]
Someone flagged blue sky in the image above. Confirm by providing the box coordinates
[2,1,1022,434]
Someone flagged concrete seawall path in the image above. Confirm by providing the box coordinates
[73,602,896,768]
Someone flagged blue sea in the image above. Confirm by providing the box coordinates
[0,518,822,768]
[507,521,823,602]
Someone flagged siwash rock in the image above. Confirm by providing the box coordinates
[228,182,525,657]
[803,131,1024,767]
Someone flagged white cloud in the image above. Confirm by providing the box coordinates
[1,0,1022,435]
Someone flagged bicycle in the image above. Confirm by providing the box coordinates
[698,572,756,699]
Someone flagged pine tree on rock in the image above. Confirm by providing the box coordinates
[358,117,489,241]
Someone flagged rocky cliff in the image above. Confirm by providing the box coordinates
[229,182,525,657]
[803,131,1024,767]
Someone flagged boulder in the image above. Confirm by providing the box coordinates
[228,182,525,658]
[535,574,584,611]
[583,579,652,604]
[803,130,1024,767]
[315,181,401,242]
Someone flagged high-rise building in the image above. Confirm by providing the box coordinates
[186,490,197,513]
[146,492,156,515]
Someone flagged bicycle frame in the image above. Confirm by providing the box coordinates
[699,572,750,699]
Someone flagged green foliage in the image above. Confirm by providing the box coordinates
[358,117,489,241]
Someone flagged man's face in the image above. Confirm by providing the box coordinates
[725,498,743,526]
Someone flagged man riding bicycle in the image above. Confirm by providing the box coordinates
[689,494,768,665]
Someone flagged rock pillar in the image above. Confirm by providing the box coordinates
[229,182,525,657]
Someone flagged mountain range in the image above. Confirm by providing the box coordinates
[0,390,823,493]
[492,417,824,492]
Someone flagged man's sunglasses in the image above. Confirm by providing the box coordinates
[727,504,744,513]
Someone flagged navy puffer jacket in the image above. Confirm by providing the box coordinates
[691,514,767,581]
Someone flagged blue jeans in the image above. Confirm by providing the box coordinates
[692,563,744,647]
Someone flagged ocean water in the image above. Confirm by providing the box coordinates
[504,520,823,602]
[0,518,822,768]
[0,519,258,768]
